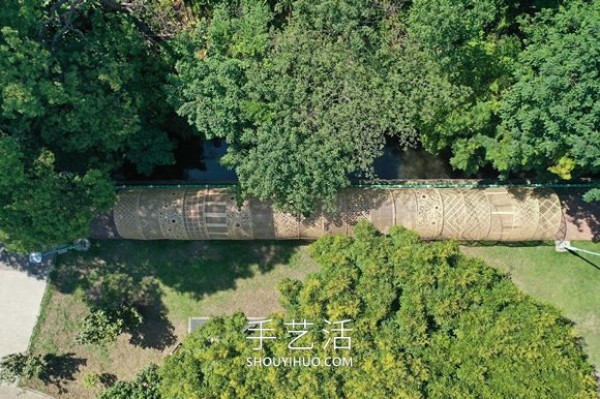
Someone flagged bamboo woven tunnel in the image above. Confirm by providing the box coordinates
[109,187,565,241]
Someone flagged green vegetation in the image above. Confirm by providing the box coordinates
[0,0,175,251]
[408,0,600,184]
[77,272,160,345]
[1,1,599,249]
[158,224,596,399]
[0,137,115,253]
[24,240,317,399]
[496,1,600,180]
[462,241,600,367]
[1,2,599,397]
[97,365,161,399]
[407,0,520,173]
[170,1,444,213]
[0,353,47,383]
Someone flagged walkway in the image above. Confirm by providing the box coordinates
[0,385,53,399]
[558,189,600,241]
[0,247,52,399]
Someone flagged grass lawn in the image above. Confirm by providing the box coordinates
[23,237,600,397]
[23,240,319,399]
[461,241,600,369]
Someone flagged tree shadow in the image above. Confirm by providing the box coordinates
[39,353,87,394]
[321,188,390,233]
[0,245,53,280]
[52,239,299,301]
[90,210,120,239]
[99,373,117,388]
[506,186,556,201]
[129,301,177,350]
[557,188,600,241]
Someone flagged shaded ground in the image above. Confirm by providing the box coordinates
[462,241,600,368]
[558,188,600,241]
[23,240,318,399]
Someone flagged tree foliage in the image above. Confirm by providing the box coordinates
[0,0,174,172]
[170,1,452,213]
[407,0,600,184]
[159,223,597,398]
[97,364,161,399]
[0,353,47,383]
[493,0,600,179]
[0,0,175,250]
[0,136,115,252]
[407,0,520,175]
[76,307,140,346]
[77,271,160,345]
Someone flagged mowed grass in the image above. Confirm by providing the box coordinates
[461,241,600,369]
[24,240,319,399]
[24,237,600,397]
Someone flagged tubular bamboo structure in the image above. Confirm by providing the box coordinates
[108,187,566,241]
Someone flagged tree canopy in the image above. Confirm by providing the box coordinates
[170,0,452,214]
[0,0,175,251]
[406,0,527,175]
[407,0,600,182]
[494,0,600,180]
[1,0,599,248]
[0,136,114,252]
[157,223,597,398]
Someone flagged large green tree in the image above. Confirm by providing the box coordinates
[492,0,600,181]
[407,0,520,174]
[159,223,597,398]
[409,0,600,185]
[170,0,452,214]
[0,136,114,252]
[0,0,175,173]
[0,0,175,251]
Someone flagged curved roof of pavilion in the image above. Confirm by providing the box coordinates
[105,187,570,242]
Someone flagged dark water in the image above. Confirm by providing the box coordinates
[372,145,454,180]
[184,139,237,182]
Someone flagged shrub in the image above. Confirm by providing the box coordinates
[0,353,46,383]
[76,307,142,346]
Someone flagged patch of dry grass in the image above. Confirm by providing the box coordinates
[24,240,318,398]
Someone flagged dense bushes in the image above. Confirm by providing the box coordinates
[157,222,597,398]
[97,365,161,399]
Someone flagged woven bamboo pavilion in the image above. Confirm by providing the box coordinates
[95,186,587,242]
